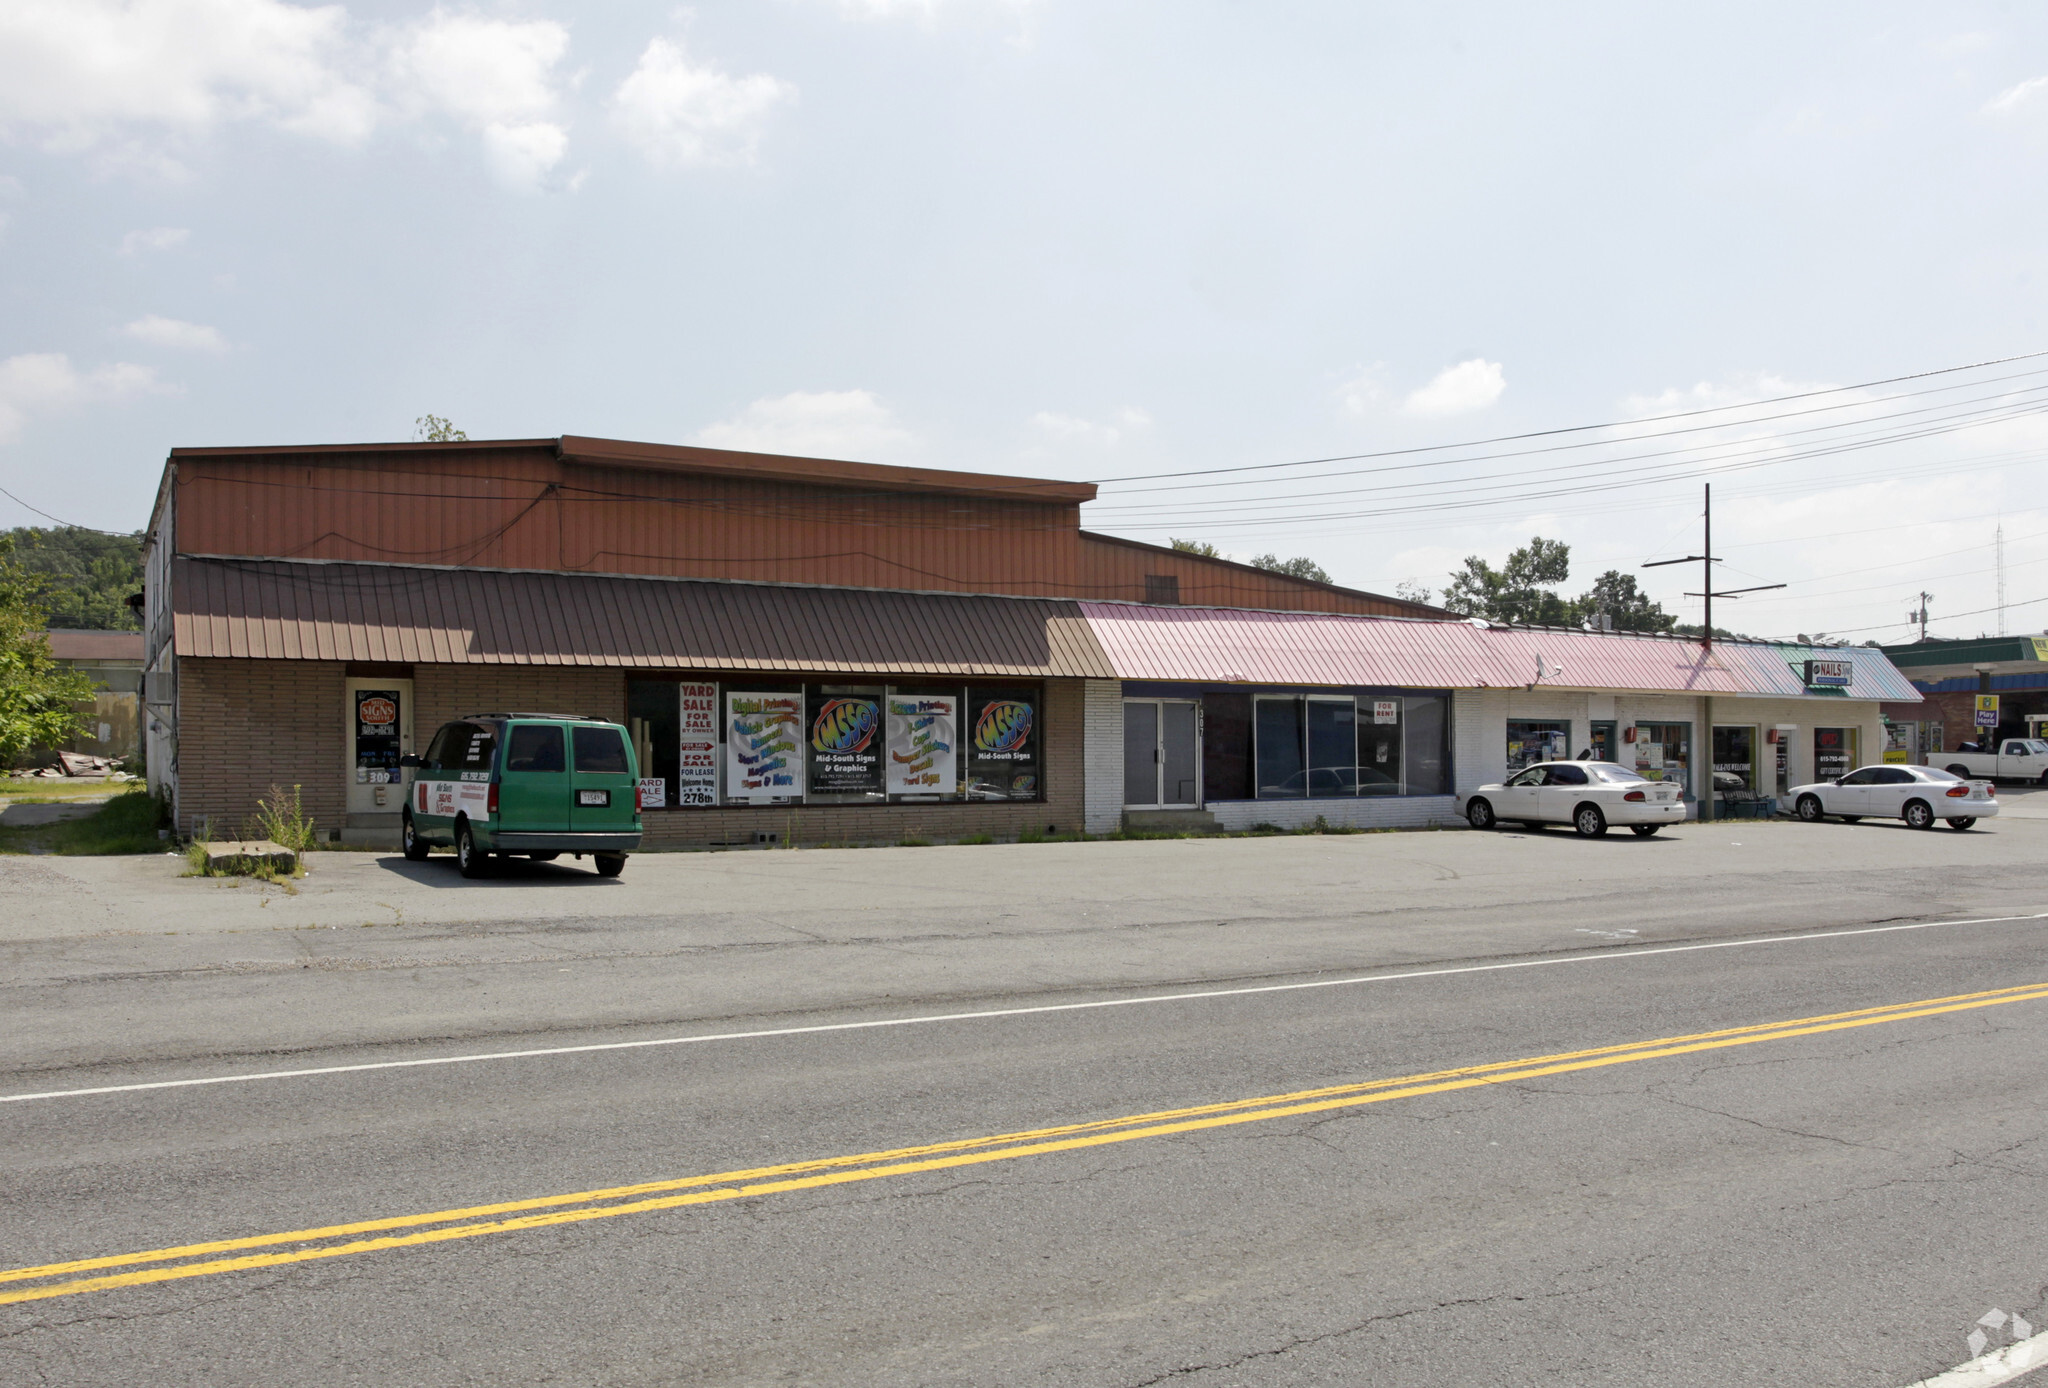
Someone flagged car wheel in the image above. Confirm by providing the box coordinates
[1465,799,1495,830]
[1903,799,1935,830]
[594,853,627,878]
[1948,817,1977,831]
[401,812,430,862]
[2038,770,2048,786]
[1630,825,1659,837]
[1574,804,1608,838]
[1945,764,1973,778]
[1796,794,1825,823]
[456,821,491,878]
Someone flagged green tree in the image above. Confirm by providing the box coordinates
[1249,552,1334,584]
[0,538,98,761]
[1441,536,1572,625]
[1571,570,1674,633]
[1169,538,1222,558]
[0,527,144,630]
[415,414,468,442]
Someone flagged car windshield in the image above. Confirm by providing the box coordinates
[1587,763,1648,783]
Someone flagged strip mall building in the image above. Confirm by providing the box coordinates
[140,437,1918,845]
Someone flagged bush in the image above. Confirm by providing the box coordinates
[247,783,317,856]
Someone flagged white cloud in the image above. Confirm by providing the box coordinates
[385,10,570,188]
[1618,371,1835,420]
[695,390,910,459]
[119,226,191,255]
[1986,74,2048,114]
[1335,364,1387,416]
[121,314,227,352]
[0,0,376,159]
[1404,358,1505,416]
[1030,407,1150,447]
[0,352,170,442]
[609,37,793,168]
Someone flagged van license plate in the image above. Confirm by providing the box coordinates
[578,790,610,806]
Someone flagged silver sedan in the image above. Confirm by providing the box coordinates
[1789,764,1997,830]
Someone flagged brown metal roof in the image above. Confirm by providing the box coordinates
[171,557,1115,677]
[163,436,1097,504]
[559,435,1098,504]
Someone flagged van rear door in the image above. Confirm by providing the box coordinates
[500,723,571,832]
[569,724,638,834]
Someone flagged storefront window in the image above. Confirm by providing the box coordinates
[1357,697,1402,796]
[1630,722,1691,797]
[1506,720,1570,775]
[622,677,1043,809]
[966,686,1041,800]
[1254,697,1306,797]
[1712,725,1756,803]
[1306,697,1356,797]
[1883,721,1913,764]
[1201,693,1253,801]
[1403,696,1450,795]
[1815,727,1856,781]
[807,684,885,804]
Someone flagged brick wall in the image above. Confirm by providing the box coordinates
[176,658,348,834]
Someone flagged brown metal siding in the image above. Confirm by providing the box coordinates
[171,449,1088,599]
[1076,533,1438,616]
[172,557,1117,678]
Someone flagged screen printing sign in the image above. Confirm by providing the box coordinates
[727,692,803,802]
[677,682,718,806]
[809,697,883,795]
[887,694,957,796]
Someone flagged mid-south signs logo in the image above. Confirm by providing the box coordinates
[811,698,879,754]
[973,701,1032,757]
[357,696,397,730]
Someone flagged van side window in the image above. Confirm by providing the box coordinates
[573,725,630,774]
[423,725,455,771]
[453,724,497,772]
[506,725,565,773]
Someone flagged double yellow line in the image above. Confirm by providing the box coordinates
[7,979,2048,1307]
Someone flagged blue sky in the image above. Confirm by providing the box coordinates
[3,0,2047,641]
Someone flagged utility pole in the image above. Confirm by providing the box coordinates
[1641,482,1788,824]
[1908,591,1933,642]
[1997,522,2007,637]
[1643,483,1786,649]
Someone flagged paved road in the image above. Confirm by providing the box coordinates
[3,821,2047,1385]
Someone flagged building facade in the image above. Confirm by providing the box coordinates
[142,437,1916,846]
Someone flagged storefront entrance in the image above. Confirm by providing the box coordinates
[1815,726,1857,781]
[1124,699,1201,808]
[1712,725,1758,806]
[1629,722,1692,798]
[344,676,414,817]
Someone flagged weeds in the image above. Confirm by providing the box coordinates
[246,784,318,857]
[897,836,932,847]
[956,832,995,845]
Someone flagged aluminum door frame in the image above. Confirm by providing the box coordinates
[343,676,414,817]
[1122,697,1203,809]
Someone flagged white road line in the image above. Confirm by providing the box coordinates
[4,910,2045,1106]
[1908,1329,2048,1386]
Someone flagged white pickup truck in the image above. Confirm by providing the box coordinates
[1939,738,2048,784]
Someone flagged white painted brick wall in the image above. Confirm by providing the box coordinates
[1083,679,1124,834]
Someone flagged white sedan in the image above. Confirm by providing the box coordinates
[1462,761,1688,837]
[1790,764,1996,830]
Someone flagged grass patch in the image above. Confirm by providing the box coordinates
[896,836,933,847]
[955,832,996,845]
[0,786,167,856]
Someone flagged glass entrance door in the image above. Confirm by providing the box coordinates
[1123,699,1201,807]
[344,677,414,816]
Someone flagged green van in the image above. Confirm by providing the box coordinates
[399,713,642,878]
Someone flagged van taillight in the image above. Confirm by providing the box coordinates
[1623,790,1646,802]
[488,782,500,815]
